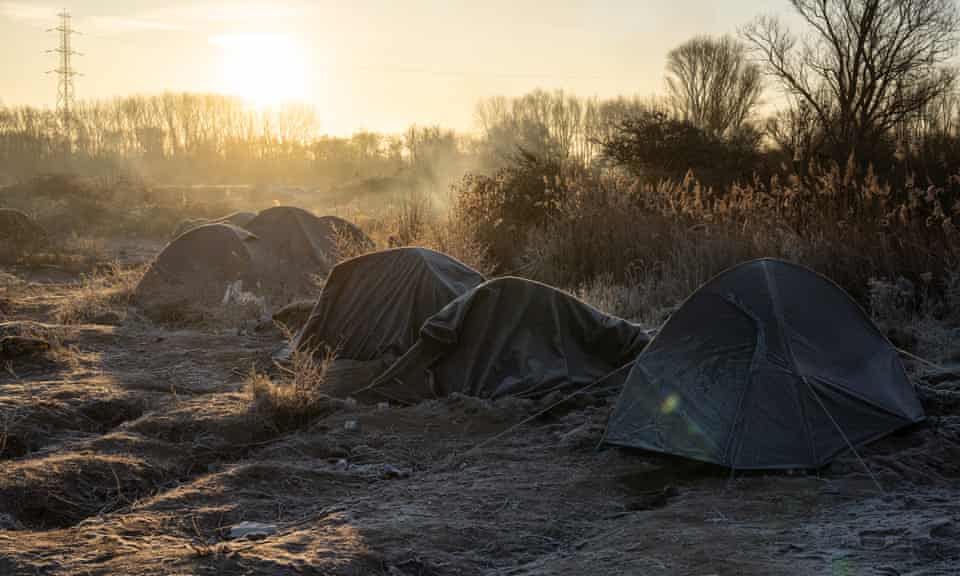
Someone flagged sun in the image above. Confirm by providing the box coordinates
[213,34,308,108]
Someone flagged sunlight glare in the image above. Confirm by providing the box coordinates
[213,34,308,108]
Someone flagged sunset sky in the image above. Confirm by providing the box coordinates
[0,1,795,135]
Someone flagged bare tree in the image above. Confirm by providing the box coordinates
[743,0,960,160]
[665,35,764,137]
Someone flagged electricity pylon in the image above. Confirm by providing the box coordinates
[47,10,81,162]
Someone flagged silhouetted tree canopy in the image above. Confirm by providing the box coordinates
[743,0,960,163]
[665,35,763,137]
[601,111,762,186]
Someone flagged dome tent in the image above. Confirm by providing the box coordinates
[134,223,267,318]
[245,206,373,298]
[294,247,485,361]
[604,258,924,470]
[366,277,650,404]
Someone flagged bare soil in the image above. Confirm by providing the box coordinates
[1,250,958,575]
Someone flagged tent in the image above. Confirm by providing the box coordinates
[604,258,925,469]
[245,207,373,297]
[366,277,650,404]
[134,223,267,318]
[294,247,485,361]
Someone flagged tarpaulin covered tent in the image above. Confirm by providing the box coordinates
[245,207,373,297]
[134,223,267,318]
[604,258,925,469]
[366,277,650,404]
[294,247,485,361]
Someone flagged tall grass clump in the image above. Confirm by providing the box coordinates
[246,345,341,433]
[53,263,145,325]
[633,163,960,299]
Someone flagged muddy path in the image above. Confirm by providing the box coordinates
[1,265,959,575]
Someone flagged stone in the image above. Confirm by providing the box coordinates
[227,521,277,541]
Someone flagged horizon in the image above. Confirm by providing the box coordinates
[0,0,796,136]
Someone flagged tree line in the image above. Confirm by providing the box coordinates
[3,0,959,190]
[0,89,654,187]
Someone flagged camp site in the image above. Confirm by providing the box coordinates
[2,1,960,574]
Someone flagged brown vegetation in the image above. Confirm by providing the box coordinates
[52,264,144,325]
[2,2,960,573]
[246,344,341,434]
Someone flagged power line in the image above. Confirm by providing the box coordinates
[47,9,82,162]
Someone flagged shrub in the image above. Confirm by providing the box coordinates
[246,345,341,433]
[601,111,762,187]
[450,149,568,270]
[443,150,959,319]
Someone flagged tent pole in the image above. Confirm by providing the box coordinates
[802,378,884,492]
[762,261,882,490]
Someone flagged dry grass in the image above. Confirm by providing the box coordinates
[136,285,269,330]
[246,344,342,433]
[444,161,960,317]
[419,215,495,276]
[331,221,376,263]
[393,190,432,246]
[1,174,252,242]
[0,232,110,271]
[0,452,168,529]
[52,263,145,325]
[576,275,656,326]
[0,403,26,459]
[0,321,87,372]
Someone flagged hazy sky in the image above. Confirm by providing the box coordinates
[0,1,795,135]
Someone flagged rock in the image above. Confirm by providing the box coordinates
[0,513,21,530]
[380,464,411,479]
[227,521,277,541]
[343,419,360,432]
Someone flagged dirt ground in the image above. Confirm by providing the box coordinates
[1,247,959,575]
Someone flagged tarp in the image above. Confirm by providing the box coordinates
[245,207,373,297]
[295,247,485,361]
[367,277,650,404]
[604,258,925,469]
[134,223,267,317]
